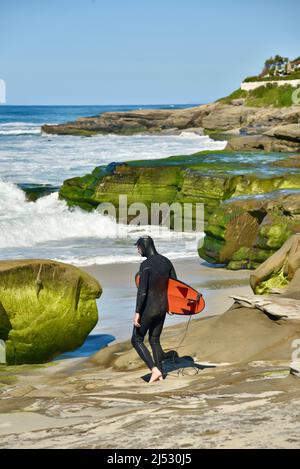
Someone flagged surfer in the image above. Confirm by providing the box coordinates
[131,235,177,383]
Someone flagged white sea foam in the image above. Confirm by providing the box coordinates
[0,129,227,184]
[0,122,41,136]
[179,131,203,138]
[0,181,125,248]
[0,126,222,264]
[52,252,196,266]
[0,181,202,263]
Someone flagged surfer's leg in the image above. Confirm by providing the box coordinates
[131,316,155,371]
[149,313,166,374]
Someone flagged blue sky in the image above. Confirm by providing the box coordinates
[0,0,299,104]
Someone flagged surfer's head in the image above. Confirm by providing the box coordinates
[135,235,158,258]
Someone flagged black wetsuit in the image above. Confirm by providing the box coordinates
[131,237,177,373]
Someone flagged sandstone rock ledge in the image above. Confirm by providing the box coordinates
[41,103,300,152]
[226,123,300,152]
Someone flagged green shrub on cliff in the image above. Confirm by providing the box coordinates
[245,84,294,107]
[217,88,247,104]
[218,84,294,107]
[244,71,300,82]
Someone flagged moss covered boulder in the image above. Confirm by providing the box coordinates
[198,196,266,265]
[0,260,101,365]
[250,233,300,294]
[199,191,300,269]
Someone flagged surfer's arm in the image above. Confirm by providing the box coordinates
[167,263,177,315]
[170,264,177,280]
[135,266,150,314]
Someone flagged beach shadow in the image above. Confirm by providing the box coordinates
[141,351,216,382]
[54,333,115,361]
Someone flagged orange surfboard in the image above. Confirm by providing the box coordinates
[135,273,205,316]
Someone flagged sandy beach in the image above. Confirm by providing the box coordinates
[1,0,300,451]
[0,317,299,449]
[0,362,299,450]
[1,258,299,449]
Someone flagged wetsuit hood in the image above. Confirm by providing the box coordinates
[135,235,158,257]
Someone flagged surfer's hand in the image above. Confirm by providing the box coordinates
[134,312,141,327]
[167,311,174,316]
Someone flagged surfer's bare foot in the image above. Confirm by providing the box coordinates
[149,367,162,383]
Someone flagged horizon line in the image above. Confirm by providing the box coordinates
[0,102,205,107]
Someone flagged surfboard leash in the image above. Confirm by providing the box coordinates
[172,314,192,359]
[162,315,202,377]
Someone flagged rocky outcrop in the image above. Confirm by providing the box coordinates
[249,234,300,294]
[265,124,300,142]
[0,260,101,365]
[199,191,300,269]
[58,144,300,269]
[41,101,300,151]
[60,162,236,224]
[225,134,300,152]
[59,158,300,227]
[226,123,300,152]
[230,294,300,320]
[18,184,59,202]
[42,107,207,136]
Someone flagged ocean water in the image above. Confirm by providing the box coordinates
[0,105,226,185]
[0,104,219,357]
[0,105,291,356]
[0,105,226,265]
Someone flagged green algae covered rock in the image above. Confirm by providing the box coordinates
[231,174,300,197]
[59,155,300,213]
[255,213,294,251]
[94,164,183,208]
[59,156,300,227]
[254,263,289,294]
[250,233,300,295]
[198,198,263,265]
[199,191,300,269]
[58,153,300,270]
[60,163,184,215]
[0,260,101,365]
